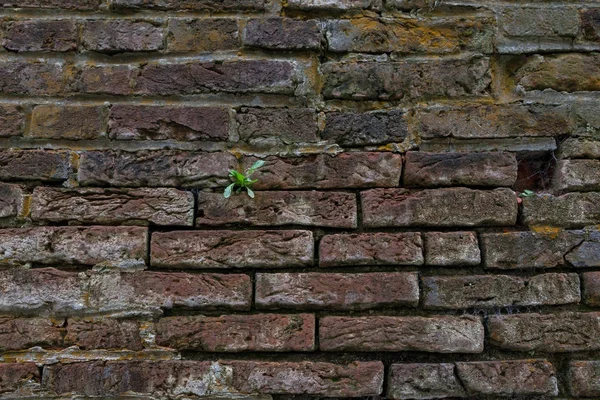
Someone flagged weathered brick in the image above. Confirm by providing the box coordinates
[323,109,408,146]
[78,150,236,188]
[412,103,572,139]
[320,315,483,353]
[420,136,558,153]
[361,188,517,228]
[256,272,419,310]
[568,230,600,267]
[236,107,318,146]
[489,312,600,352]
[424,232,480,266]
[456,360,558,397]
[500,7,579,38]
[522,192,600,228]
[559,138,600,159]
[244,18,321,50]
[72,64,136,95]
[135,60,296,95]
[0,104,24,137]
[197,191,356,228]
[0,363,40,394]
[156,314,315,352]
[554,159,600,192]
[0,226,148,268]
[243,153,403,189]
[388,363,466,400]
[569,361,600,397]
[326,17,493,54]
[319,232,423,267]
[323,57,490,100]
[423,273,580,309]
[515,53,600,92]
[0,61,66,95]
[83,20,164,52]
[286,0,382,11]
[3,20,77,52]
[404,151,517,187]
[29,105,107,140]
[582,9,600,41]
[0,183,23,219]
[0,150,70,182]
[31,187,194,226]
[0,317,62,351]
[0,0,100,9]
[167,18,238,53]
[583,271,600,306]
[64,318,142,350]
[151,230,314,269]
[112,0,267,12]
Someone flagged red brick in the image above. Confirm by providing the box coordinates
[0,104,24,137]
[156,314,315,352]
[0,317,63,351]
[65,318,142,350]
[29,105,107,140]
[83,20,164,52]
[388,363,466,399]
[0,150,71,182]
[0,363,40,394]
[569,361,600,397]
[71,65,136,95]
[3,20,77,52]
[244,18,322,50]
[0,183,23,219]
[236,107,318,146]
[112,0,268,12]
[151,230,313,269]
[167,18,239,52]
[0,61,66,95]
[256,272,419,310]
[319,232,423,267]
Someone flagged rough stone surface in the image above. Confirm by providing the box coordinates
[64,318,143,350]
[112,0,268,11]
[522,192,600,228]
[0,61,66,95]
[582,9,600,41]
[0,104,24,137]
[559,138,600,159]
[286,0,382,10]
[424,231,480,266]
[151,230,314,269]
[197,191,357,228]
[3,20,77,52]
[0,363,40,394]
[236,108,318,146]
[387,363,466,399]
[244,18,321,50]
[30,105,107,140]
[569,361,600,397]
[0,317,63,351]
[0,150,71,182]
[0,183,23,219]
[515,54,600,92]
[322,109,408,146]
[583,271,600,306]
[554,159,600,192]
[500,8,579,38]
[319,232,423,267]
[83,20,164,52]
[167,18,239,53]
[0,0,100,8]
[256,272,419,310]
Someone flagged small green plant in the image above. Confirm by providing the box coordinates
[224,160,265,199]
[518,190,535,198]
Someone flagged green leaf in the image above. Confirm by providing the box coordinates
[246,187,255,198]
[518,190,535,198]
[246,160,265,175]
[223,183,235,198]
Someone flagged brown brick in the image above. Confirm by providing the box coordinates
[0,183,23,219]
[167,18,239,53]
[72,65,136,95]
[0,226,148,268]
[0,363,40,394]
[236,107,318,146]
[156,314,315,352]
[151,230,313,269]
[78,150,236,188]
[320,315,483,353]
[362,188,517,228]
[31,187,193,226]
[287,0,382,11]
[29,105,107,140]
[583,271,600,306]
[522,192,600,228]
[388,364,466,399]
[554,159,600,192]
[0,317,63,351]
[323,109,408,146]
[319,232,423,267]
[3,20,77,52]
[65,318,142,350]
[0,150,71,182]
[0,61,66,95]
[424,231,480,266]
[256,272,419,310]
[197,191,357,228]
[112,0,268,12]
[569,361,600,397]
[243,153,402,190]
[244,18,321,50]
[0,0,100,9]
[83,20,164,52]
[488,312,600,352]
[516,53,600,92]
[0,104,24,137]
[582,9,600,41]
[423,273,580,310]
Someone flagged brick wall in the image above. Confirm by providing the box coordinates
[0,0,599,398]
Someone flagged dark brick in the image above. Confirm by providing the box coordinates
[64,318,142,350]
[0,104,24,137]
[112,0,268,12]
[388,364,466,399]
[522,192,600,228]
[244,18,321,50]
[554,159,600,192]
[83,20,164,52]
[582,9,600,41]
[515,53,600,92]
[559,138,600,159]
[0,61,66,95]
[0,317,63,351]
[0,150,71,182]
[3,20,77,52]
[500,7,579,38]
[424,232,480,266]
[323,110,408,146]
[30,105,107,140]
[569,361,600,397]
[72,65,136,95]
[0,0,100,9]
[236,107,318,146]
[287,0,382,11]
[0,183,23,219]
[167,18,239,53]
[0,363,40,394]
[583,271,600,306]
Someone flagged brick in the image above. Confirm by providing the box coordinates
[319,232,423,267]
[151,230,313,269]
[0,317,62,351]
[236,107,318,146]
[500,7,579,38]
[555,230,600,267]
[31,187,194,226]
[197,191,356,228]
[424,232,480,266]
[0,363,40,394]
[78,150,236,188]
[0,0,100,9]
[489,312,600,352]
[412,103,572,139]
[388,364,466,399]
[404,151,517,187]
[582,9,600,41]
[243,153,403,189]
[112,0,268,12]
[0,104,24,137]
[156,314,315,352]
[522,192,600,228]
[554,159,600,192]
[109,105,229,141]
[516,54,600,92]
[0,226,148,268]
[421,137,558,153]
[573,101,600,137]
[569,361,600,397]
[167,18,238,53]
[456,360,558,396]
[29,105,107,140]
[244,18,321,50]
[0,268,86,315]
[135,60,296,95]
[326,16,493,54]
[323,57,490,100]
[64,318,142,350]
[583,271,600,306]
[88,271,251,313]
[0,183,23,219]
[323,109,408,146]
[286,0,382,11]
[71,65,136,95]
[362,188,517,228]
[256,272,419,310]
[3,20,77,52]
[83,20,164,53]
[320,315,483,353]
[0,150,70,182]
[559,138,600,159]
[0,61,65,95]
[423,273,580,310]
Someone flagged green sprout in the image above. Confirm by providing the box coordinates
[518,190,535,198]
[224,160,265,199]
